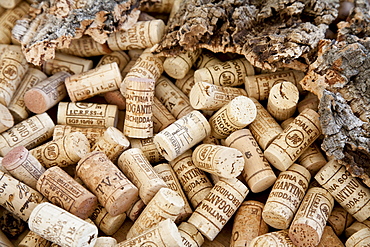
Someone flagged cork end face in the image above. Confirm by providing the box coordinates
[69,132,91,161]
[105,184,139,217]
[217,148,244,178]
[24,89,50,114]
[2,146,28,171]
[229,96,257,125]
[264,145,291,171]
[0,103,13,131]
[289,224,320,247]
[262,210,290,230]
[73,195,98,220]
[105,127,130,148]
[163,56,189,80]
[249,174,277,193]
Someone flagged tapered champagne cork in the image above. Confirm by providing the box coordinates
[153,163,193,222]
[155,76,194,119]
[230,200,269,247]
[225,129,276,193]
[194,58,254,87]
[163,49,202,79]
[94,237,117,247]
[53,125,106,147]
[0,0,21,9]
[169,150,213,208]
[192,144,244,179]
[262,164,311,229]
[0,229,14,247]
[345,228,370,247]
[315,160,370,222]
[152,96,176,133]
[122,78,155,138]
[129,137,165,164]
[0,2,29,44]
[117,148,168,205]
[126,198,146,221]
[18,230,50,247]
[7,68,47,122]
[2,146,45,189]
[107,20,165,50]
[43,52,93,75]
[289,187,335,247]
[0,113,55,156]
[103,90,126,110]
[317,226,344,247]
[76,151,139,216]
[30,131,90,168]
[209,96,257,139]
[297,92,319,113]
[267,81,299,121]
[248,97,283,150]
[57,102,119,128]
[140,0,175,13]
[0,103,13,133]
[178,222,204,247]
[58,36,112,57]
[175,69,195,97]
[264,108,322,171]
[194,52,221,69]
[297,143,327,175]
[248,230,295,247]
[97,51,130,75]
[90,203,127,235]
[245,70,305,101]
[188,178,249,241]
[24,71,70,114]
[28,202,98,247]
[345,220,370,238]
[153,110,211,161]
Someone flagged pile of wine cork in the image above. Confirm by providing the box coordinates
[0,1,366,247]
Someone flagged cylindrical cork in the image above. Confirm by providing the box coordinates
[289,187,335,247]
[317,226,345,247]
[0,171,47,221]
[188,178,249,241]
[245,70,305,101]
[297,143,327,176]
[103,90,126,110]
[264,108,322,171]
[126,198,146,221]
[53,125,105,147]
[194,51,221,69]
[94,237,117,247]
[155,76,194,119]
[140,0,175,13]
[58,36,112,57]
[107,20,165,50]
[96,51,130,75]
[297,92,319,113]
[128,49,144,60]
[248,230,295,247]
[152,96,176,133]
[262,164,311,229]
[18,230,50,247]
[89,203,126,235]
[345,220,370,238]
[0,113,55,156]
[225,129,276,193]
[43,52,93,75]
[192,144,244,179]
[315,160,370,222]
[7,68,47,122]
[153,163,193,222]
[248,97,283,150]
[169,150,213,208]
[0,0,21,9]
[24,71,70,114]
[230,200,269,247]
[175,69,195,97]
[117,148,168,205]
[209,96,257,139]
[91,127,130,162]
[163,49,202,79]
[122,78,155,138]
[345,228,370,247]
[129,137,165,164]
[36,166,98,219]
[0,50,29,106]
[194,58,254,87]
[0,2,29,44]
[0,229,14,247]
[117,219,183,247]
[178,222,204,247]
[153,110,211,161]
[57,102,119,128]
[76,151,139,216]
[28,202,98,247]
[267,81,299,121]
[30,131,90,168]
[2,146,45,189]
[0,103,13,133]
[0,157,9,174]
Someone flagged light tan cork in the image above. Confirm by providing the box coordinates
[163,49,202,79]
[97,51,130,75]
[0,2,29,44]
[129,137,165,164]
[193,51,222,69]
[178,222,204,247]
[0,0,21,9]
[345,228,370,247]
[94,237,117,247]
[328,203,355,236]
[345,220,370,238]
[0,229,14,247]
[58,36,112,57]
[297,92,319,113]
[43,52,93,75]
[0,103,13,133]
[248,230,295,247]
[317,226,344,247]
[52,125,106,147]
[90,203,127,236]
[140,0,175,13]
[126,198,145,221]
[152,96,176,133]
[175,69,196,96]
[18,230,50,247]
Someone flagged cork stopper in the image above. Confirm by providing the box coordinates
[163,49,202,79]
[248,230,295,247]
[317,226,345,247]
[0,103,13,133]
[345,220,370,238]
[58,36,112,57]
[175,69,195,96]
[97,51,130,75]
[328,205,355,236]
[0,2,29,44]
[103,90,126,110]
[18,230,50,247]
[194,52,221,69]
[126,198,146,221]
[43,52,93,75]
[178,222,204,247]
[52,125,106,147]
[90,204,127,235]
[345,228,370,247]
[152,96,176,133]
[129,137,165,164]
[95,237,117,247]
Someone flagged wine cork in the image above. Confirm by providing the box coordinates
[153,110,211,161]
[2,146,45,189]
[209,96,257,139]
[345,220,370,238]
[7,68,48,122]
[0,171,47,221]
[128,49,144,60]
[0,2,29,44]
[0,157,9,174]
[248,230,295,247]
[0,113,55,156]
[24,71,70,114]
[103,90,126,110]
[0,103,13,133]
[155,75,194,119]
[107,20,165,50]
[174,69,195,97]
[91,127,130,162]
[30,131,90,168]
[192,144,244,179]
[0,229,14,247]
[202,134,221,145]
[194,52,222,69]
[188,178,249,241]
[264,108,322,171]
[140,0,175,13]
[18,230,50,247]
[230,200,269,247]
[317,226,345,247]
[53,125,105,147]
[129,137,165,164]
[122,78,155,138]
[117,148,168,205]
[58,36,112,57]
[297,92,319,113]
[28,202,98,247]
[57,102,118,128]
[297,143,327,175]
[194,58,254,86]
[126,198,146,221]
[267,81,299,121]
[89,203,127,235]
[0,0,22,9]
[94,237,117,247]
[97,51,130,75]
[262,164,311,229]
[76,151,139,216]
[315,160,370,222]
[152,96,176,133]
[178,222,204,247]
[163,49,202,79]
[117,219,183,247]
[345,228,370,247]
[245,70,305,101]
[153,163,193,222]
[189,81,248,111]
[289,187,335,247]
[43,52,93,76]
[225,129,276,193]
